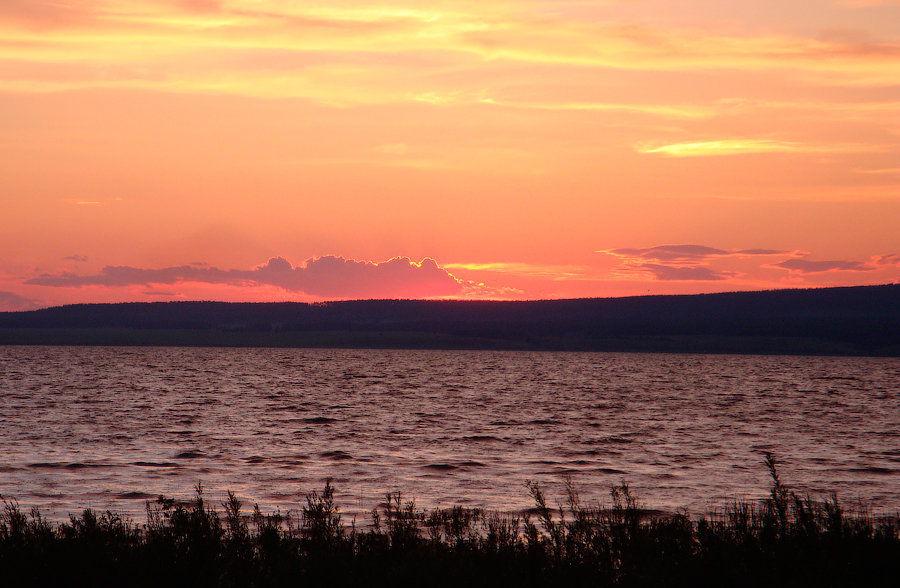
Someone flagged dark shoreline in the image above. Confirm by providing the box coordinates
[2,284,899,356]
[3,328,895,356]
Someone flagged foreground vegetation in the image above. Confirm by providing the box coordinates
[1,455,897,586]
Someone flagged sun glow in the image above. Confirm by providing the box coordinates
[1,0,899,308]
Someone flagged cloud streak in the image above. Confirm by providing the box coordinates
[597,244,900,281]
[443,261,590,280]
[603,244,900,282]
[602,245,787,263]
[4,0,900,103]
[637,264,736,281]
[636,139,802,157]
[602,244,789,281]
[771,258,875,273]
[634,139,880,157]
[873,254,900,266]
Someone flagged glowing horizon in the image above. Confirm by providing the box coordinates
[1,0,899,310]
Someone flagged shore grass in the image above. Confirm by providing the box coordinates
[2,455,897,587]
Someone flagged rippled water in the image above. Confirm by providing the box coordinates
[0,346,898,520]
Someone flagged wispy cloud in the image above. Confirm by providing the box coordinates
[635,139,801,157]
[854,167,900,175]
[601,245,787,263]
[872,253,900,266]
[602,245,900,283]
[638,264,736,281]
[480,98,715,119]
[4,0,900,102]
[636,139,882,157]
[63,254,88,262]
[601,244,789,281]
[443,261,590,279]
[771,258,875,273]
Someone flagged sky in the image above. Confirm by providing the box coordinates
[1,0,899,310]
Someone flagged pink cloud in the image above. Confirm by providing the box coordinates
[256,256,463,297]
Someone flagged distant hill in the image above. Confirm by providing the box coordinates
[1,284,898,355]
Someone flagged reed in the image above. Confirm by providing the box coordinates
[1,458,897,587]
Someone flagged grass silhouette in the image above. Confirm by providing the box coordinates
[1,457,897,586]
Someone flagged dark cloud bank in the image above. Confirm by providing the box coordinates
[604,244,897,281]
[27,256,464,298]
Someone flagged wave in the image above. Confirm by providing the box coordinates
[302,417,338,424]
[174,451,206,459]
[423,463,457,471]
[116,491,157,500]
[848,467,895,475]
[320,450,353,461]
[27,462,114,470]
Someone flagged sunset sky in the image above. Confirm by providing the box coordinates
[1,0,899,310]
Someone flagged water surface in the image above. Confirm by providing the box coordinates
[1,346,897,520]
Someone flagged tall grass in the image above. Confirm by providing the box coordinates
[1,458,897,586]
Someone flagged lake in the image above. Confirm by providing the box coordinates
[1,346,897,521]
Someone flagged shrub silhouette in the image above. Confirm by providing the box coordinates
[0,458,897,586]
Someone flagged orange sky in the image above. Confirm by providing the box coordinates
[1,0,899,309]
